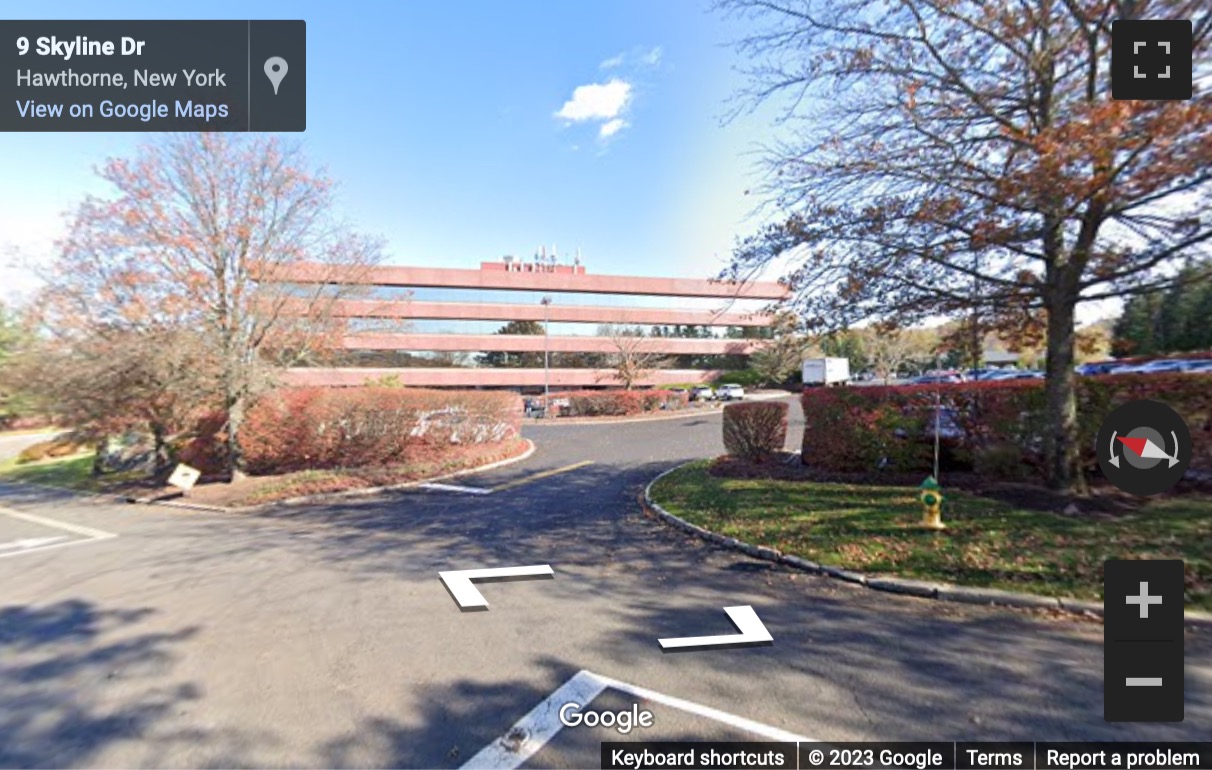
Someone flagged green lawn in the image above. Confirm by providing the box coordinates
[0,452,144,492]
[652,461,1212,610]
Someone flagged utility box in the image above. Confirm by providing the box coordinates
[802,357,850,386]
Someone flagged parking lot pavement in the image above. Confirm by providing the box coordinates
[0,503,116,560]
[0,399,1209,768]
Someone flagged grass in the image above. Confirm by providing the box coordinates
[651,460,1212,610]
[0,452,144,492]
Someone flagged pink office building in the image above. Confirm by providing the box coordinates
[281,256,789,389]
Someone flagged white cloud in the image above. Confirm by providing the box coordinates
[599,46,663,70]
[599,118,627,138]
[554,78,632,122]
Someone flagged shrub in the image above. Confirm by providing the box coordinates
[562,389,687,417]
[238,387,522,475]
[800,374,1212,480]
[722,401,789,462]
[16,436,89,464]
[176,411,230,476]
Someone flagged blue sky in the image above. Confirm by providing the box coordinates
[0,0,780,303]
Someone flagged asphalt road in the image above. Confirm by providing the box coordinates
[0,430,61,462]
[0,398,1208,768]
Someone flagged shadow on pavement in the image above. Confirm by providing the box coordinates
[0,599,204,768]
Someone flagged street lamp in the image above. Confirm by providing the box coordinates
[540,296,552,415]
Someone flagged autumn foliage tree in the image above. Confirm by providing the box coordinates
[49,134,384,479]
[720,0,1212,490]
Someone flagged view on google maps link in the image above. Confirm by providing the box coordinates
[0,2,1209,769]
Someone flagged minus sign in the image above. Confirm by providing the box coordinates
[1126,678,1164,687]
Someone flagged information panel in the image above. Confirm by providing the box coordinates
[0,20,305,131]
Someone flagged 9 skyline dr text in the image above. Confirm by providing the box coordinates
[16,35,147,59]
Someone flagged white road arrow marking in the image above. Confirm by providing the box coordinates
[0,536,67,551]
[439,565,554,609]
[658,605,773,651]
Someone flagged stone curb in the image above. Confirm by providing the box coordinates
[127,438,537,514]
[642,461,1212,629]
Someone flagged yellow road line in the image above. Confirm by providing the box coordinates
[490,461,594,492]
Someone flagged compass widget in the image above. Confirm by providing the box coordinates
[1097,400,1191,496]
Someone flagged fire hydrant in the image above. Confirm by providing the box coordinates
[919,475,945,530]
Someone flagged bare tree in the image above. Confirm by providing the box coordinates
[719,0,1212,490]
[749,311,808,385]
[860,326,935,384]
[51,134,384,479]
[598,325,671,390]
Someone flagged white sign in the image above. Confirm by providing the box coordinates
[167,463,202,491]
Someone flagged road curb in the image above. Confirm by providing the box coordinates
[642,461,1212,629]
[128,438,537,514]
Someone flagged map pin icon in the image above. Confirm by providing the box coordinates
[264,57,288,95]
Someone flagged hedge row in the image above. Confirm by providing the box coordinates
[561,389,689,417]
[800,375,1212,479]
[181,387,521,476]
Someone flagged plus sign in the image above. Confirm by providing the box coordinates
[1126,581,1163,619]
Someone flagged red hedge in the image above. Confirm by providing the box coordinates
[182,388,521,476]
[723,401,789,462]
[562,389,688,417]
[800,375,1212,479]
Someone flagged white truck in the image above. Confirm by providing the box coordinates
[802,357,850,386]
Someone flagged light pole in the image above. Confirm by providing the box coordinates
[540,296,552,416]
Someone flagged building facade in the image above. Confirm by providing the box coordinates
[281,257,788,389]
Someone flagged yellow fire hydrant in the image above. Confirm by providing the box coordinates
[919,475,945,530]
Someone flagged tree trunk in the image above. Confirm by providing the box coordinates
[150,421,171,478]
[92,439,107,477]
[1043,293,1083,493]
[227,394,247,483]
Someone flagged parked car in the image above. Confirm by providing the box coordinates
[523,398,546,418]
[1076,360,1131,376]
[716,384,745,401]
[689,385,716,402]
[986,369,1044,381]
[1118,358,1197,375]
[1182,360,1212,374]
[910,372,964,385]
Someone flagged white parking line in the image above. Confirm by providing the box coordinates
[461,670,813,770]
[0,506,117,559]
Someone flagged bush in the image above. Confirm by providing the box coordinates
[16,435,89,464]
[562,389,687,417]
[722,401,789,462]
[176,411,230,476]
[238,387,521,475]
[800,374,1212,480]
